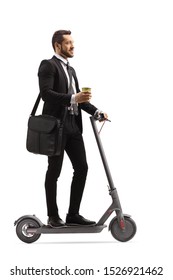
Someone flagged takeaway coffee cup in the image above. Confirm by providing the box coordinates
[82,87,91,93]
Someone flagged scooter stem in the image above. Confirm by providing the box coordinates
[90,116,115,191]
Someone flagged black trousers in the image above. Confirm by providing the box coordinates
[45,113,88,217]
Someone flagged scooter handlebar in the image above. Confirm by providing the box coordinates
[94,112,111,122]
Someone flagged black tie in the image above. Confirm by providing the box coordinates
[66,62,78,115]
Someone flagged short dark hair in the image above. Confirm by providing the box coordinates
[52,30,71,50]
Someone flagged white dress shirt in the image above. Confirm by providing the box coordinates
[54,53,76,104]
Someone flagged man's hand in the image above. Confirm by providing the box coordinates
[99,112,109,122]
[75,91,92,103]
[94,110,109,121]
[101,112,108,120]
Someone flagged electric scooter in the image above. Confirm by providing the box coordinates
[14,115,137,243]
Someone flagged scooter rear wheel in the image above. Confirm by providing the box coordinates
[16,218,41,243]
[110,216,136,242]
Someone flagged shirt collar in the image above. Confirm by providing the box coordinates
[54,53,68,66]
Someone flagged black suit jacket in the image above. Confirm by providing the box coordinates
[38,56,97,133]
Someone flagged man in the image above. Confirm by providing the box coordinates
[38,30,107,227]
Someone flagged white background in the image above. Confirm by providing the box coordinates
[1,0,173,279]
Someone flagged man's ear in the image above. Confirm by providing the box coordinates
[55,42,61,52]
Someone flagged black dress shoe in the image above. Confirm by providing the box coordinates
[66,214,96,226]
[48,216,65,228]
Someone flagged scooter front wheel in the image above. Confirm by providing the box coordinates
[110,216,137,242]
[16,218,41,243]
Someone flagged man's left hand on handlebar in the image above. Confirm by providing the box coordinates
[94,110,109,122]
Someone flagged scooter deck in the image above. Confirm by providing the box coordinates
[27,224,107,234]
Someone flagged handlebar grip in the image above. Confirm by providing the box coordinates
[95,113,111,122]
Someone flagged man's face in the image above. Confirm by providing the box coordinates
[58,35,74,59]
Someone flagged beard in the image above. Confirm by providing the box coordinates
[61,47,74,58]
